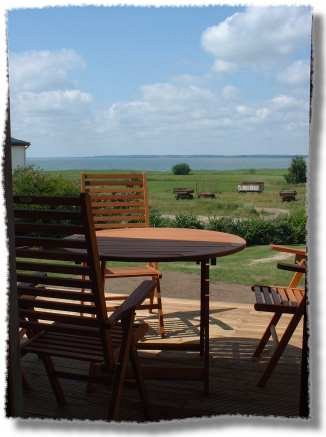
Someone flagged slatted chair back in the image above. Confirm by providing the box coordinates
[80,173,149,230]
[14,193,115,366]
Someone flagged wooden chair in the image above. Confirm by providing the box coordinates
[15,193,157,420]
[81,172,165,337]
[251,245,307,387]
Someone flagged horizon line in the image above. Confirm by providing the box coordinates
[28,153,308,159]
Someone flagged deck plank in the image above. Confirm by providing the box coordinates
[21,297,303,421]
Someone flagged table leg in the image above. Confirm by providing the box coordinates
[200,259,210,395]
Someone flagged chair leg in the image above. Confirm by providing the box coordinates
[86,363,97,394]
[40,354,66,405]
[22,368,31,391]
[154,278,165,338]
[253,313,281,360]
[129,346,150,420]
[258,312,303,387]
[108,319,133,420]
[148,289,155,314]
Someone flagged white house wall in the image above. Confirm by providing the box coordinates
[11,146,26,170]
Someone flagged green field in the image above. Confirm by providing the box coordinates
[49,168,306,219]
[108,244,304,286]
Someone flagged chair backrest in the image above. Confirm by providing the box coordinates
[14,193,114,365]
[80,172,149,230]
[270,244,306,288]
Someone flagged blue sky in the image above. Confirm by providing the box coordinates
[8,5,312,157]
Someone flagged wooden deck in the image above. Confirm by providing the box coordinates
[21,296,303,422]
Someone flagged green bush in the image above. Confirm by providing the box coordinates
[13,165,79,197]
[207,210,306,245]
[174,214,204,229]
[149,209,173,227]
[172,163,191,175]
[284,156,307,184]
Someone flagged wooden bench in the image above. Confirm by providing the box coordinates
[237,182,264,193]
[279,190,297,202]
[173,188,194,200]
[197,192,216,199]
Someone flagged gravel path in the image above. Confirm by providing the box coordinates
[162,206,289,223]
[105,270,254,304]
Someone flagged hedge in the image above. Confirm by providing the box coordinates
[150,209,306,245]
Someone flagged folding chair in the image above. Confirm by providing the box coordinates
[252,245,307,387]
[81,172,165,337]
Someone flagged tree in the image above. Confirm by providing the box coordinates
[172,163,191,175]
[284,156,307,184]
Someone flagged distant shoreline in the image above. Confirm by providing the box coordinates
[26,155,307,172]
[29,154,308,160]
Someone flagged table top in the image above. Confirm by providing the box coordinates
[96,227,246,262]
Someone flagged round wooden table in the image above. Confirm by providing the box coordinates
[96,227,246,393]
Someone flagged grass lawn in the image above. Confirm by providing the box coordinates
[49,168,306,218]
[107,244,305,286]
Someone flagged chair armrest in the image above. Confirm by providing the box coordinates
[107,280,157,325]
[271,244,306,257]
[277,262,306,274]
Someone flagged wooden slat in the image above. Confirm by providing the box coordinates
[262,287,273,305]
[277,287,289,305]
[16,261,90,276]
[19,296,97,315]
[94,222,147,229]
[16,236,87,250]
[82,173,143,179]
[20,320,101,337]
[45,331,104,347]
[19,309,101,327]
[91,201,145,208]
[85,180,143,187]
[292,288,304,302]
[15,223,84,235]
[22,344,103,362]
[13,195,82,206]
[16,273,92,289]
[90,193,144,200]
[28,338,103,354]
[270,287,282,305]
[253,287,264,304]
[84,188,144,194]
[91,208,145,216]
[94,215,145,223]
[18,285,95,302]
[15,248,88,263]
[14,209,81,220]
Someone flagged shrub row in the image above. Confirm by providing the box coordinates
[150,209,306,246]
[13,166,79,197]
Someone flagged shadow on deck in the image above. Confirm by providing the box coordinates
[21,300,303,422]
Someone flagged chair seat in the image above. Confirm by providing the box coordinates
[252,285,304,314]
[104,266,161,278]
[21,322,148,362]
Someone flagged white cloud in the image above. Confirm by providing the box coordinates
[271,94,298,109]
[10,49,85,92]
[278,60,310,85]
[14,89,92,114]
[9,49,94,155]
[202,6,311,71]
[212,59,237,73]
[222,85,239,100]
